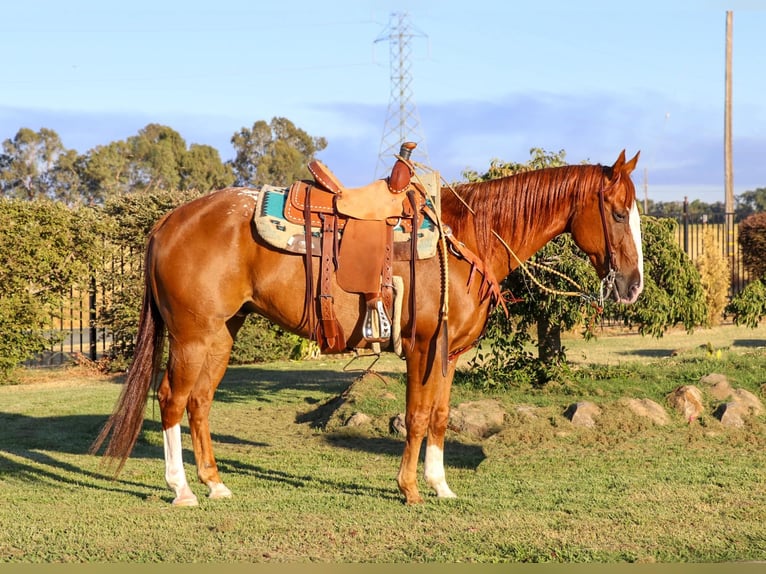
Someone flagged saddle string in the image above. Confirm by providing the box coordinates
[403,157,451,374]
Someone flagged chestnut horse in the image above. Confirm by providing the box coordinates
[92,150,643,505]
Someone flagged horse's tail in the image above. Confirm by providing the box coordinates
[89,238,165,475]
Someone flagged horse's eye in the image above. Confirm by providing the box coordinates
[613,210,627,223]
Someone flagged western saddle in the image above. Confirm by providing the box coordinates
[284,142,428,354]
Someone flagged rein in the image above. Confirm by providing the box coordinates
[596,172,621,304]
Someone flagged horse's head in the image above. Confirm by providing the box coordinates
[571,150,643,304]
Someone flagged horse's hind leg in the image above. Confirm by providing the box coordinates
[157,327,234,506]
[186,330,235,500]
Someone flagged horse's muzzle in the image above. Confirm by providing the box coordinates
[614,277,643,304]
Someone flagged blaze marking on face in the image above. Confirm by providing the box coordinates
[627,199,644,301]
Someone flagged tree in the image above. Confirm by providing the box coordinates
[736,187,766,219]
[459,150,707,389]
[0,128,70,201]
[79,125,234,203]
[0,198,106,376]
[180,144,235,191]
[230,117,327,187]
[738,212,766,279]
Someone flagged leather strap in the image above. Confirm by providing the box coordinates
[597,173,619,276]
[407,188,419,353]
[317,214,345,353]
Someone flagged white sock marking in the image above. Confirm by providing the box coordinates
[424,444,457,498]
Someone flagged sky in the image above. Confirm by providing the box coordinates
[1,0,764,204]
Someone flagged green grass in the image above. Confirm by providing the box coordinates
[1,325,766,563]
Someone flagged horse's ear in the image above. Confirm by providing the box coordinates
[623,151,640,174]
[612,149,627,172]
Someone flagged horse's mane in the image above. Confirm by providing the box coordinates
[441,164,617,264]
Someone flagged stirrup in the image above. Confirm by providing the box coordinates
[362,298,392,343]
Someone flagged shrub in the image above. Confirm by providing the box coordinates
[726,279,766,328]
[0,199,106,377]
[739,212,766,279]
[695,227,730,326]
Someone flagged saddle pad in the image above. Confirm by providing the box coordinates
[254,185,438,259]
[255,185,322,255]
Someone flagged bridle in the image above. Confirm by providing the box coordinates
[596,171,621,304]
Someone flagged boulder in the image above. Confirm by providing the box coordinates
[699,373,733,401]
[713,402,747,428]
[563,401,601,428]
[667,385,704,422]
[345,412,372,427]
[731,388,764,415]
[448,400,506,439]
[390,413,407,436]
[625,398,670,426]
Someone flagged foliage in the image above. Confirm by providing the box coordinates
[736,186,766,219]
[229,315,303,365]
[694,226,730,326]
[606,216,706,336]
[726,279,766,328]
[738,212,766,279]
[0,199,107,376]
[230,117,327,187]
[1,125,235,207]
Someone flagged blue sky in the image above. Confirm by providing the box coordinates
[1,0,764,204]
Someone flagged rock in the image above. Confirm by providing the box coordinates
[448,400,506,439]
[713,402,747,428]
[731,388,764,415]
[563,401,601,428]
[390,413,407,436]
[699,373,732,400]
[345,412,371,427]
[667,385,704,422]
[625,398,669,426]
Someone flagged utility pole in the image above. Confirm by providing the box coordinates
[374,12,430,178]
[724,11,734,262]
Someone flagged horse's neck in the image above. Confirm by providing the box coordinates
[441,182,573,285]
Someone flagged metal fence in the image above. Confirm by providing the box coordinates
[671,218,751,296]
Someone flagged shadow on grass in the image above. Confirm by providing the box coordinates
[0,411,168,500]
[616,348,677,359]
[213,366,378,404]
[217,456,403,502]
[733,338,766,348]
[322,433,486,471]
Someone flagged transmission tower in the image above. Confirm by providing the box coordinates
[374,12,430,178]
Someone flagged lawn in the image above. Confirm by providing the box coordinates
[1,323,765,563]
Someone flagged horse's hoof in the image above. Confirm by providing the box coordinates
[207,482,233,499]
[404,494,425,505]
[171,485,199,507]
[172,494,199,507]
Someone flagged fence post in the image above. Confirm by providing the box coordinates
[682,197,689,254]
[89,274,97,361]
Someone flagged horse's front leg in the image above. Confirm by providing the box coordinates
[397,341,456,503]
[424,361,458,499]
